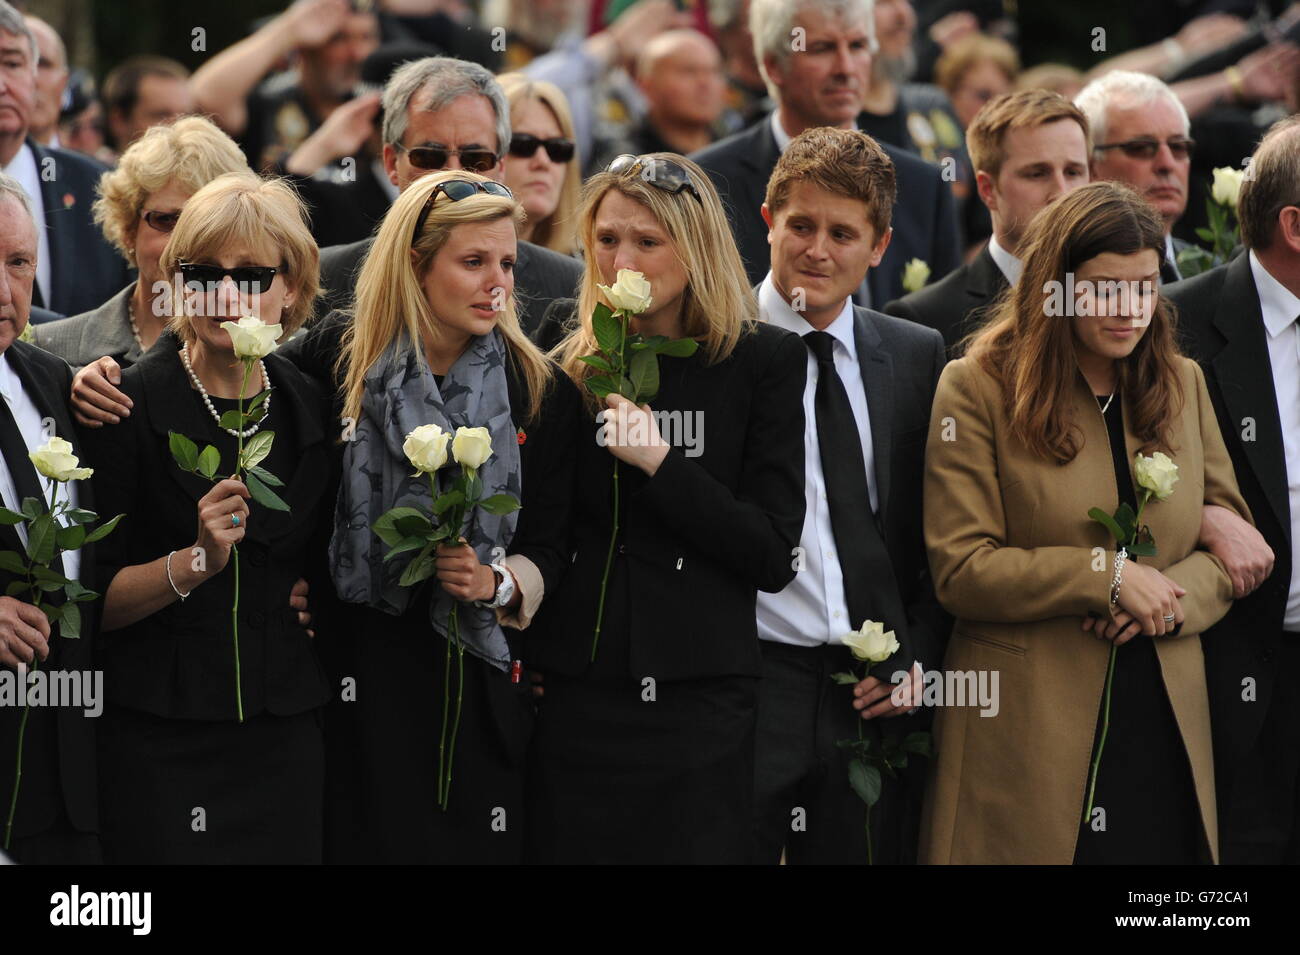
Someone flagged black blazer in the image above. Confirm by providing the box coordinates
[0,340,99,840]
[316,235,583,339]
[846,305,952,675]
[282,164,394,249]
[689,117,962,303]
[882,244,1008,355]
[78,343,333,722]
[29,138,133,316]
[1164,254,1291,810]
[527,305,808,680]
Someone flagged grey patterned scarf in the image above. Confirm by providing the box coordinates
[330,327,521,671]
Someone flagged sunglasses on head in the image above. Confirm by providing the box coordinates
[399,143,499,173]
[607,154,702,204]
[1094,137,1196,161]
[178,262,280,294]
[508,133,576,163]
[412,179,514,245]
[142,210,180,234]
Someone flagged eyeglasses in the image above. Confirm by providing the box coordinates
[178,262,280,295]
[142,210,180,234]
[607,154,702,204]
[397,143,499,173]
[1094,137,1196,161]
[412,179,514,245]
[508,133,576,163]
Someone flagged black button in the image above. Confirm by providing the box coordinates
[617,544,626,555]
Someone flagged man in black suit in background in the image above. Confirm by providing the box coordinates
[883,89,1091,353]
[690,0,959,307]
[1164,115,1300,863]
[751,126,947,864]
[0,6,129,317]
[314,56,581,338]
[0,174,100,864]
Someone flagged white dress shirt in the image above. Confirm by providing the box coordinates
[756,274,877,646]
[1249,250,1300,630]
[2,143,52,308]
[0,352,80,584]
[1165,234,1182,281]
[987,234,1022,286]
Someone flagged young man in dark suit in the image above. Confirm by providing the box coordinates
[0,175,100,864]
[751,126,948,864]
[884,89,1091,353]
[690,0,960,306]
[0,7,130,317]
[1163,116,1300,863]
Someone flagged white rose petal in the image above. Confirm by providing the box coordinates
[403,423,451,474]
[1134,450,1179,501]
[842,619,900,664]
[221,315,283,360]
[29,436,93,483]
[451,426,494,470]
[598,269,654,313]
[901,258,931,294]
[1211,167,1244,209]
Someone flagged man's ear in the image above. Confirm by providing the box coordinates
[383,143,401,188]
[760,202,774,233]
[869,226,893,268]
[975,169,998,214]
[1279,206,1300,256]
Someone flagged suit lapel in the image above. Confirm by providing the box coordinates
[853,307,893,520]
[1208,254,1291,539]
[27,139,71,313]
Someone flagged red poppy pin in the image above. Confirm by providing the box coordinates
[516,429,526,446]
[62,192,75,209]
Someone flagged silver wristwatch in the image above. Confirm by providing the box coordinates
[478,562,515,609]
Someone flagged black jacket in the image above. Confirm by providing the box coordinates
[78,343,333,721]
[317,235,583,339]
[527,306,808,680]
[29,138,133,316]
[0,340,99,840]
[1164,253,1291,854]
[689,117,962,303]
[883,244,1008,355]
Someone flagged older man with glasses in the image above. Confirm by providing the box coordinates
[1076,70,1198,284]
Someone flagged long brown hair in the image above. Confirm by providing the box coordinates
[965,181,1184,464]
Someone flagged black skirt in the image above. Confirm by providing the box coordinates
[97,704,323,864]
[526,668,758,864]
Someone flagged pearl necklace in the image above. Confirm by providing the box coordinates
[180,342,271,438]
[128,310,144,353]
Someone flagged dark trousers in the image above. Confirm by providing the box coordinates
[1220,634,1300,864]
[751,640,920,865]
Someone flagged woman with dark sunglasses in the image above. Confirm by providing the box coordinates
[75,172,334,864]
[31,116,250,372]
[499,74,581,256]
[281,170,580,863]
[524,153,807,863]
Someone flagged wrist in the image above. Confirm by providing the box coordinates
[641,442,670,477]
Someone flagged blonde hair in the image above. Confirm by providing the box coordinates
[94,115,250,267]
[338,169,554,425]
[934,33,1020,98]
[497,73,580,255]
[554,153,754,403]
[160,172,319,346]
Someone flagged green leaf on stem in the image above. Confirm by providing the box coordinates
[240,431,275,473]
[82,514,124,545]
[59,601,81,639]
[246,388,271,415]
[657,337,698,357]
[578,354,615,373]
[464,473,482,503]
[848,758,882,808]
[393,513,432,538]
[628,348,659,404]
[54,522,85,553]
[592,304,622,355]
[373,507,429,546]
[5,580,27,596]
[586,374,617,399]
[20,497,44,520]
[196,444,222,480]
[0,551,27,574]
[479,493,521,515]
[1127,539,1157,557]
[64,508,97,525]
[25,513,56,564]
[431,490,463,516]
[901,732,933,757]
[398,544,437,587]
[0,507,24,525]
[218,410,246,432]
[168,431,199,472]
[1087,507,1126,544]
[382,536,429,561]
[246,472,290,512]
[247,465,283,487]
[830,671,860,685]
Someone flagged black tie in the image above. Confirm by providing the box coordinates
[1159,257,1179,285]
[804,331,906,645]
[0,392,66,584]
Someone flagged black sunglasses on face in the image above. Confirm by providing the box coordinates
[399,143,499,173]
[412,179,514,245]
[509,133,576,163]
[1094,137,1196,161]
[607,154,703,204]
[178,262,280,294]
[142,210,180,234]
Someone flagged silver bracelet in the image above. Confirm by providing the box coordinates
[166,550,191,600]
[1109,547,1128,606]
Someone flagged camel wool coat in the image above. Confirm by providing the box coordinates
[919,354,1250,864]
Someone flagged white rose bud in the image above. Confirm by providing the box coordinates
[220,315,283,359]
[1134,450,1179,501]
[451,426,494,470]
[29,436,93,483]
[901,258,931,294]
[597,268,654,314]
[842,619,900,664]
[403,424,451,474]
[1210,167,1244,209]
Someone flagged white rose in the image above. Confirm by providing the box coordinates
[29,436,93,483]
[901,258,931,294]
[220,315,282,359]
[1134,451,1179,501]
[1210,167,1244,209]
[451,426,494,470]
[597,269,654,313]
[403,424,451,474]
[842,619,900,664]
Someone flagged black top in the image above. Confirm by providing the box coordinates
[78,342,334,721]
